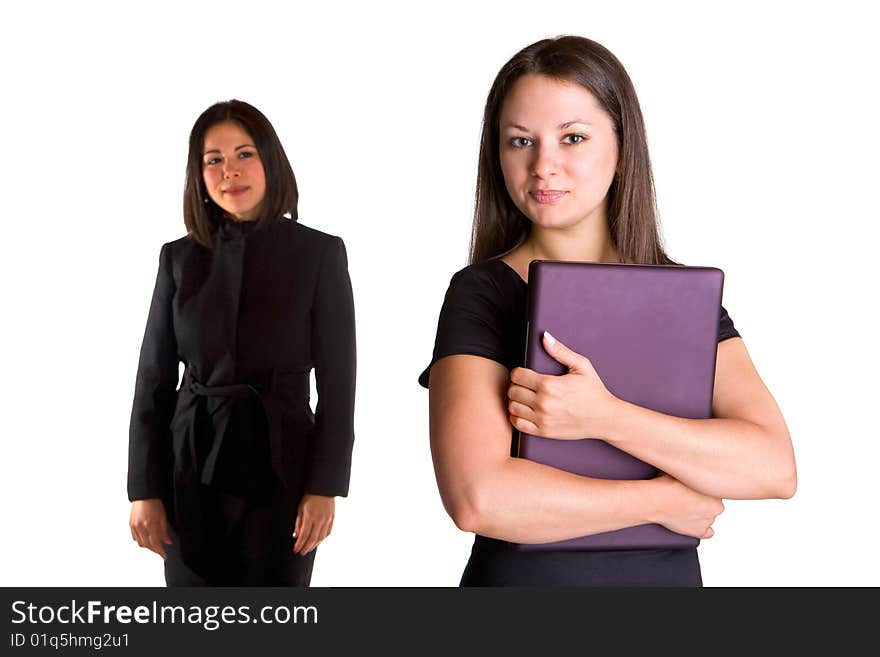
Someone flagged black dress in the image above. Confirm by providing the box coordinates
[419,259,739,587]
[128,217,356,585]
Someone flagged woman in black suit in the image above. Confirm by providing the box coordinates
[127,99,356,586]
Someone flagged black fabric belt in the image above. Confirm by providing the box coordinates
[168,368,310,571]
[185,378,282,488]
[174,368,310,491]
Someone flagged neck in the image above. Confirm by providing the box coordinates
[501,218,621,285]
[523,220,620,264]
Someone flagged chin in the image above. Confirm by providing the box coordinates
[528,205,603,232]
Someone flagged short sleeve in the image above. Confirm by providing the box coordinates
[418,267,511,388]
[718,305,740,342]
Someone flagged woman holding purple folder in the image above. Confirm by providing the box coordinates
[420,36,797,586]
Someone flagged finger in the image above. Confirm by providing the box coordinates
[133,524,150,548]
[146,529,168,559]
[317,516,333,541]
[307,520,332,554]
[303,533,320,555]
[146,532,168,560]
[509,367,542,391]
[299,527,318,555]
[158,522,173,545]
[542,331,588,371]
[508,400,537,422]
[293,511,303,542]
[305,530,327,554]
[315,517,334,550]
[307,513,335,553]
[510,414,541,436]
[507,384,538,407]
[295,518,316,555]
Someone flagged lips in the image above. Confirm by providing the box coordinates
[529,189,566,204]
[223,186,249,196]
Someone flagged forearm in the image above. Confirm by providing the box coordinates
[444,456,658,544]
[307,372,355,496]
[599,398,796,500]
[431,355,703,544]
[515,334,797,502]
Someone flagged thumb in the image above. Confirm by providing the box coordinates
[542,331,588,372]
[294,510,303,538]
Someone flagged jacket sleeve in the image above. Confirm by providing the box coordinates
[306,236,356,497]
[128,243,179,501]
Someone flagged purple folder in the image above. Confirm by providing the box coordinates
[514,260,724,551]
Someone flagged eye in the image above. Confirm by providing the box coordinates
[562,134,587,145]
[238,150,257,159]
[509,136,533,149]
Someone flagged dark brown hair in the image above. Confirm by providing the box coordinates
[470,35,674,265]
[183,99,299,247]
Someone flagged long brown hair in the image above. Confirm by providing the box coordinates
[183,100,299,247]
[470,35,673,266]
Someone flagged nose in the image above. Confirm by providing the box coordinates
[222,158,240,179]
[531,142,559,179]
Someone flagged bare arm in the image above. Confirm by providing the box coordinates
[604,338,795,499]
[509,335,797,501]
[429,354,723,544]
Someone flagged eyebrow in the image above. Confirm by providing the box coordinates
[503,119,592,131]
[203,144,256,155]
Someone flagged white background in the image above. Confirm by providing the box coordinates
[2,0,877,587]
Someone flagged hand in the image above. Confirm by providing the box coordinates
[651,474,724,539]
[293,494,335,556]
[508,331,617,439]
[129,499,173,560]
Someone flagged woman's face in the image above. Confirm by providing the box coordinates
[202,121,267,222]
[499,74,619,232]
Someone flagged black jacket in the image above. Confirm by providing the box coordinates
[128,217,356,555]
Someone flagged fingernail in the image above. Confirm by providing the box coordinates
[544,331,556,346]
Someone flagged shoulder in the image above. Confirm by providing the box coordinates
[277,219,345,249]
[159,234,201,265]
[419,260,523,388]
[269,220,350,270]
[672,260,741,343]
[445,259,521,301]
[438,259,524,342]
[718,305,740,342]
[162,233,196,252]
[450,258,512,282]
[439,260,525,326]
